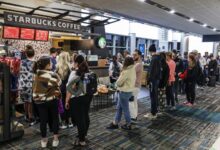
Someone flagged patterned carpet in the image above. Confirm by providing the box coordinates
[0,85,220,150]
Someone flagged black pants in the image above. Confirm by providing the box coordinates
[149,80,159,115]
[185,82,196,104]
[37,99,59,138]
[70,95,92,141]
[60,92,71,124]
[174,78,179,101]
[166,83,175,107]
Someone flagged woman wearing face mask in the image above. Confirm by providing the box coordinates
[65,55,93,147]
[32,56,61,148]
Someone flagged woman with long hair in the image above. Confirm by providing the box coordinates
[32,56,61,148]
[107,57,136,130]
[65,55,92,147]
[109,55,122,83]
[179,53,197,106]
[56,52,73,129]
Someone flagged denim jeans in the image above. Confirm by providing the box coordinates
[114,91,132,125]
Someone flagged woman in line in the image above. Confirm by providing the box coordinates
[56,51,73,129]
[19,47,35,126]
[107,57,136,130]
[166,52,176,110]
[179,54,197,106]
[65,55,93,147]
[32,56,61,148]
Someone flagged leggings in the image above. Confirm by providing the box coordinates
[166,83,175,107]
[37,99,59,138]
[185,82,196,104]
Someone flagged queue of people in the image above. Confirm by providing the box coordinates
[18,45,219,148]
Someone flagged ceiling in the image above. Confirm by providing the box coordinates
[66,0,220,35]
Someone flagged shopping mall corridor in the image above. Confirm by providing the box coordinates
[1,85,220,150]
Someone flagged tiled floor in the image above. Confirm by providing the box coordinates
[0,85,220,150]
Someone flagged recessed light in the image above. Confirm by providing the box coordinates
[213,28,217,31]
[138,0,145,2]
[189,18,194,22]
[203,24,207,27]
[169,10,175,14]
[61,2,66,5]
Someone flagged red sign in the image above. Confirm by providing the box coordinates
[35,30,49,41]
[3,26,20,39]
[20,28,35,40]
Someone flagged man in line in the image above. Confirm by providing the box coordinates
[144,44,161,119]
[50,47,57,72]
[129,50,143,122]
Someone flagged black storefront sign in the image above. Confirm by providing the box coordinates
[4,12,81,32]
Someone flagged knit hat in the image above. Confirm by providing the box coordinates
[149,44,156,52]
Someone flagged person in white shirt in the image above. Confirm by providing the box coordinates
[198,53,206,70]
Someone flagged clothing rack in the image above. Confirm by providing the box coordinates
[0,63,24,143]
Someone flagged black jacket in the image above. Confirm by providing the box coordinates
[174,57,184,78]
[149,54,161,81]
[208,59,218,76]
[159,61,169,88]
[185,66,197,83]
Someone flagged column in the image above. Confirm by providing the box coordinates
[129,33,136,54]
[113,35,116,55]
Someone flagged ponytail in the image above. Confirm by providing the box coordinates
[33,56,51,74]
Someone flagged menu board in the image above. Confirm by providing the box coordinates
[35,30,49,41]
[3,26,20,39]
[20,28,35,40]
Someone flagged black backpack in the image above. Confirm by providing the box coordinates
[83,72,98,95]
[112,62,120,78]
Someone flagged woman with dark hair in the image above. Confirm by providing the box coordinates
[107,57,136,130]
[179,53,197,106]
[65,55,92,147]
[32,56,61,148]
[109,55,122,83]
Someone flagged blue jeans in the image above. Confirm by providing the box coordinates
[149,80,159,115]
[114,91,132,125]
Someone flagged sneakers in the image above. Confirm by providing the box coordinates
[183,101,189,105]
[186,103,193,107]
[144,113,157,119]
[121,124,132,130]
[52,139,59,147]
[29,118,37,126]
[60,123,67,129]
[41,139,48,148]
[68,123,74,128]
[131,118,137,124]
[170,106,176,111]
[106,122,119,129]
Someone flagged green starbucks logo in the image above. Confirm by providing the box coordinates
[98,37,106,49]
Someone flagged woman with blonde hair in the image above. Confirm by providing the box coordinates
[56,51,73,129]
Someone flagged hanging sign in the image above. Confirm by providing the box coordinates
[4,12,81,32]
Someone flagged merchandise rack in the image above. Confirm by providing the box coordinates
[0,63,24,143]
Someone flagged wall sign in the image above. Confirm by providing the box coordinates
[35,30,49,41]
[20,28,35,40]
[96,36,107,49]
[4,12,81,32]
[3,26,20,39]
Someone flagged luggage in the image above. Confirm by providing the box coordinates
[208,76,216,87]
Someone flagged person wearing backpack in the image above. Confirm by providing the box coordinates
[107,57,136,130]
[65,55,95,147]
[32,56,61,148]
[109,55,123,84]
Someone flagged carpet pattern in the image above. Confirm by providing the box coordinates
[0,85,220,150]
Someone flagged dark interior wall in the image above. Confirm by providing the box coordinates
[91,25,108,58]
[203,35,220,42]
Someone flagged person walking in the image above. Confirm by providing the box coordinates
[32,56,61,148]
[129,49,143,122]
[107,57,136,130]
[166,52,176,110]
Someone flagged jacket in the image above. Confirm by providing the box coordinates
[159,60,169,89]
[33,70,61,103]
[179,66,197,83]
[174,57,184,78]
[148,54,161,81]
[116,65,136,92]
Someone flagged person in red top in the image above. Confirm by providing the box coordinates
[166,52,176,110]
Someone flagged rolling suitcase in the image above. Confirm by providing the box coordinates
[208,76,216,87]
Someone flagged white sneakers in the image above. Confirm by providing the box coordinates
[41,139,48,148]
[52,139,59,147]
[41,139,59,148]
[144,113,157,119]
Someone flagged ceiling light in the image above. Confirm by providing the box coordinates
[189,18,194,22]
[61,2,66,5]
[213,28,217,31]
[138,0,145,2]
[169,10,175,14]
[203,24,207,27]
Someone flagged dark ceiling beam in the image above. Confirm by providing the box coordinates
[26,6,41,15]
[53,11,70,19]
[76,14,94,23]
[89,19,109,27]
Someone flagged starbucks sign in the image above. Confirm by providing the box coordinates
[97,36,106,49]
